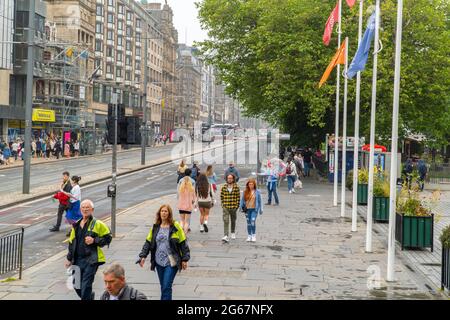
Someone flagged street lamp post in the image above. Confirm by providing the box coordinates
[110,92,118,238]
[23,0,36,194]
[141,38,149,165]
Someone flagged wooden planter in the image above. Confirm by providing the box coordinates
[442,248,450,291]
[373,196,389,222]
[395,213,434,251]
[357,183,368,205]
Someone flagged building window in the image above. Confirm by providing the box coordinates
[126,11,132,21]
[96,22,103,34]
[107,30,113,40]
[107,46,114,57]
[136,47,141,57]
[116,68,122,77]
[95,58,101,68]
[135,61,141,70]
[106,64,113,74]
[136,33,141,43]
[136,19,141,28]
[125,71,131,81]
[93,84,101,102]
[135,75,140,84]
[108,0,114,6]
[107,13,114,23]
[118,4,124,14]
[125,56,131,66]
[117,52,123,62]
[95,40,102,52]
[117,35,123,46]
[118,21,123,30]
[126,26,132,37]
[126,41,131,51]
[96,5,103,16]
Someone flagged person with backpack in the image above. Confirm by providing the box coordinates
[138,204,190,300]
[65,199,112,300]
[100,264,147,300]
[195,173,214,233]
[239,178,263,242]
[286,158,298,194]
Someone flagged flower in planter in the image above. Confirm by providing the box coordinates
[358,168,369,184]
[373,171,390,197]
[440,225,450,249]
[396,186,442,219]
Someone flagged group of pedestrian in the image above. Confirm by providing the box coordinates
[154,133,169,146]
[402,158,428,191]
[50,171,83,235]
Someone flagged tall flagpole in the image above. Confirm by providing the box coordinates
[352,0,364,232]
[387,0,404,282]
[366,0,381,253]
[334,0,343,207]
[340,37,349,217]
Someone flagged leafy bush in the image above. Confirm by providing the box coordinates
[440,225,450,249]
[396,188,441,217]
[346,170,354,191]
[373,171,390,197]
[358,168,369,184]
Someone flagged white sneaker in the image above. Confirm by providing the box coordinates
[246,235,252,242]
[200,224,204,232]
[292,189,296,193]
[231,233,236,240]
[222,235,229,243]
[251,235,256,242]
[289,190,292,194]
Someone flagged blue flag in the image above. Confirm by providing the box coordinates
[347,12,376,79]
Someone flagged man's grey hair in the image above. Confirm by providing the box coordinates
[80,199,95,209]
[103,263,125,278]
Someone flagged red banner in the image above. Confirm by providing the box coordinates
[323,2,339,46]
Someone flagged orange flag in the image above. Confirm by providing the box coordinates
[319,40,347,88]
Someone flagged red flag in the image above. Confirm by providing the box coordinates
[323,2,339,46]
[346,0,356,7]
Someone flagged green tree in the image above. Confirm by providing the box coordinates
[196,0,450,147]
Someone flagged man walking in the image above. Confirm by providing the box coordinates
[50,171,73,232]
[65,199,112,300]
[220,174,241,243]
[100,264,147,300]
[224,161,241,182]
[302,148,313,177]
[11,140,19,161]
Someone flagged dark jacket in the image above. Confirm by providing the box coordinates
[139,222,190,272]
[100,284,147,300]
[67,215,112,265]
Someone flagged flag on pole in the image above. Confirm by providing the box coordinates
[319,40,347,88]
[323,2,339,46]
[346,0,356,7]
[80,50,89,59]
[347,12,376,79]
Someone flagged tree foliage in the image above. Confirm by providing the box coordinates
[196,0,450,147]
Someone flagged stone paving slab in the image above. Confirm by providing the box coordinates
[0,179,445,300]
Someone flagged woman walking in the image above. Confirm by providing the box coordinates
[206,165,218,193]
[286,158,298,194]
[195,173,214,233]
[62,176,83,235]
[240,178,263,242]
[138,204,190,300]
[177,159,188,183]
[177,172,196,234]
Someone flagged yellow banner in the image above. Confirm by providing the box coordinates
[32,109,56,122]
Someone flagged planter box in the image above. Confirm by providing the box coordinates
[357,184,368,205]
[373,196,389,222]
[395,213,434,251]
[442,248,450,291]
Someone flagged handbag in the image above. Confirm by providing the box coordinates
[241,204,248,213]
[294,179,303,189]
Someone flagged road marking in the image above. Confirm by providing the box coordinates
[307,195,321,197]
[0,223,30,227]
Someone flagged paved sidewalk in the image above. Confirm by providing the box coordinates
[0,180,443,300]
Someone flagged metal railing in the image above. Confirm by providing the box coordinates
[443,248,450,291]
[0,228,24,279]
[428,163,450,184]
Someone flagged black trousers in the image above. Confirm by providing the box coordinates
[74,259,99,300]
[55,204,67,228]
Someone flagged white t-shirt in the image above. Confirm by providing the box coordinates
[70,185,81,203]
[109,295,119,300]
[12,143,18,151]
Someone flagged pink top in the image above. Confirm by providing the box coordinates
[177,186,196,212]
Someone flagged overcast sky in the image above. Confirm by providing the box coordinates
[151,0,208,46]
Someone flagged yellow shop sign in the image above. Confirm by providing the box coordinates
[32,109,56,122]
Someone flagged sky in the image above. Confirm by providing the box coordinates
[151,0,209,46]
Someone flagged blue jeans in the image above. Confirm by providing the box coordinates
[155,264,178,300]
[287,175,296,191]
[267,181,279,204]
[74,259,99,300]
[246,209,258,235]
[304,162,311,176]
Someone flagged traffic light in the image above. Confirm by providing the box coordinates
[106,103,126,144]
[126,116,141,145]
